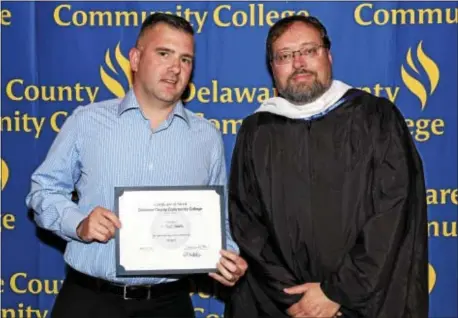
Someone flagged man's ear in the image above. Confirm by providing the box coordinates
[129,47,140,72]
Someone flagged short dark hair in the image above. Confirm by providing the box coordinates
[136,13,194,45]
[266,15,331,61]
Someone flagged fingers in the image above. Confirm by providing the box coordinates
[288,309,307,318]
[219,255,238,273]
[99,217,116,236]
[95,219,116,241]
[78,207,121,243]
[327,305,343,317]
[284,284,308,294]
[219,250,248,276]
[287,303,302,316]
[85,220,112,242]
[219,250,247,268]
[208,272,236,287]
[287,304,315,317]
[91,227,112,242]
[219,250,240,275]
[100,208,121,228]
[304,299,340,318]
[286,284,341,318]
[216,260,235,281]
[219,249,238,261]
[232,253,248,272]
[90,208,117,241]
[210,251,248,287]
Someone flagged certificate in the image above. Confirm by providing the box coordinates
[114,186,226,276]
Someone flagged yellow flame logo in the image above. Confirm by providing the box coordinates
[428,263,436,294]
[100,42,132,98]
[1,158,9,191]
[401,41,439,110]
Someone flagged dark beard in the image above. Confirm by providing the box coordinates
[278,70,332,105]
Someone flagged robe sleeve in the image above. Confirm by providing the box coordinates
[320,99,429,317]
[228,119,302,313]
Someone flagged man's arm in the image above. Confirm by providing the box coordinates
[25,107,87,242]
[320,99,429,316]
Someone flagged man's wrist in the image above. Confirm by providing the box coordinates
[61,207,87,240]
[75,219,85,241]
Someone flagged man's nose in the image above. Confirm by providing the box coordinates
[292,52,307,69]
[168,57,181,74]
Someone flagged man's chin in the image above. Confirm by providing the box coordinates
[158,92,181,104]
[288,87,314,99]
[294,85,313,93]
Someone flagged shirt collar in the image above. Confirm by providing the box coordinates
[254,80,352,119]
[117,89,190,127]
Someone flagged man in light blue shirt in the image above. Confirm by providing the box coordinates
[26,13,247,318]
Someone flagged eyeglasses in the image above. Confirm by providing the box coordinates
[272,45,326,65]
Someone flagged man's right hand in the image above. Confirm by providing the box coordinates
[284,283,341,317]
[76,207,121,243]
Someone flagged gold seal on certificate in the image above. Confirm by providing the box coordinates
[114,186,226,276]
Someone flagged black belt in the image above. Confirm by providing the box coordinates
[67,268,189,300]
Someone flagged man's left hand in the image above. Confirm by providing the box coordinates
[284,283,341,317]
[209,250,248,287]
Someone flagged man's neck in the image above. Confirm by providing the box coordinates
[133,87,176,130]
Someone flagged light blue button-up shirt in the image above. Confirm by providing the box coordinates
[26,89,238,285]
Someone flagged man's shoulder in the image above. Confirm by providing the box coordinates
[184,110,225,152]
[71,97,122,118]
[348,89,408,130]
[239,110,285,131]
[184,109,223,139]
[348,88,402,117]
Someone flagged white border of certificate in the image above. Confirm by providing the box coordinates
[114,186,226,276]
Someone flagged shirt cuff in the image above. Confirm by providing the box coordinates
[225,238,240,254]
[61,207,87,241]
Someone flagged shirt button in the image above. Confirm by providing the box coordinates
[148,163,154,170]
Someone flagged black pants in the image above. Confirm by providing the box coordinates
[51,269,195,318]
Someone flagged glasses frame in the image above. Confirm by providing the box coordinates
[271,44,327,65]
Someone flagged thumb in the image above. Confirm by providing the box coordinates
[283,284,308,294]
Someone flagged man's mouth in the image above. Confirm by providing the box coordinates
[291,72,315,82]
[162,78,178,85]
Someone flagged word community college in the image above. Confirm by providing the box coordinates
[52,4,310,32]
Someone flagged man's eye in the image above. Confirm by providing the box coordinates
[279,53,290,60]
[302,47,319,56]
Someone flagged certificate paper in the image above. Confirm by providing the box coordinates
[114,186,226,276]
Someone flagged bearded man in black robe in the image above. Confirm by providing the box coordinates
[226,15,428,318]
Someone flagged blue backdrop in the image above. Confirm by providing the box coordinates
[1,1,457,317]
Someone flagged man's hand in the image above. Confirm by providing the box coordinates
[76,207,121,243]
[208,250,248,287]
[284,283,341,317]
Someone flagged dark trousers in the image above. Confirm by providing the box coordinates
[51,269,195,318]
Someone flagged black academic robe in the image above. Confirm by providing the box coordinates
[226,89,428,318]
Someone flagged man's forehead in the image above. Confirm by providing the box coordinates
[138,23,193,45]
[274,23,322,48]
